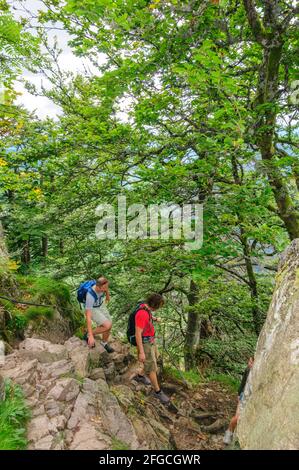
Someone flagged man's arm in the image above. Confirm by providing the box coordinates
[85,292,95,347]
[136,326,145,363]
[85,309,95,347]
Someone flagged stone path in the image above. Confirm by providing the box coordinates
[0,335,236,450]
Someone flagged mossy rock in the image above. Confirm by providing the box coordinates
[26,277,71,313]
[1,274,80,342]
[0,299,27,340]
[6,312,28,341]
[0,298,18,316]
[0,266,18,296]
[25,306,54,321]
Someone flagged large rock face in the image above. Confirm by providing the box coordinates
[237,239,299,450]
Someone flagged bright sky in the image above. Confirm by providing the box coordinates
[12,0,299,121]
[11,0,102,119]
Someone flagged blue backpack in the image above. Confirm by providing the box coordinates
[77,280,98,304]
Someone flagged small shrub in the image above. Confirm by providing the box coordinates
[8,313,29,331]
[74,324,86,339]
[28,277,71,309]
[25,306,54,321]
[0,298,18,315]
[0,381,31,450]
[164,366,203,386]
[207,373,239,393]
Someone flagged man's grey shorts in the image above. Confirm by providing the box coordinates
[91,303,112,326]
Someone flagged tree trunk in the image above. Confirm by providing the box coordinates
[0,222,18,293]
[21,239,30,265]
[200,319,213,339]
[0,222,9,263]
[59,239,64,255]
[231,153,262,334]
[240,230,261,335]
[184,280,200,370]
[42,236,48,257]
[243,0,299,240]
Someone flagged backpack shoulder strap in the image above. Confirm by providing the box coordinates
[87,287,98,302]
[135,304,152,321]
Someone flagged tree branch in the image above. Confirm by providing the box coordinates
[243,0,266,43]
[215,264,251,286]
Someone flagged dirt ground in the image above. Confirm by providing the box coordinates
[122,357,238,450]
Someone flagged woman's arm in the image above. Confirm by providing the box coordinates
[136,327,145,363]
[105,289,111,303]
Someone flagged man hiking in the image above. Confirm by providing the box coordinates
[128,293,170,405]
[79,276,114,353]
[223,356,254,445]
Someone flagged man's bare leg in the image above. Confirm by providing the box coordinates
[92,320,112,338]
[224,401,240,445]
[102,327,112,342]
[92,320,114,353]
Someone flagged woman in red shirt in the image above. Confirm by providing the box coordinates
[134,293,170,405]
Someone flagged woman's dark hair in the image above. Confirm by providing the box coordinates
[146,293,164,310]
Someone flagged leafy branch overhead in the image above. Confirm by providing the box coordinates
[0,0,298,374]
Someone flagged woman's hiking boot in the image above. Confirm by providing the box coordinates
[154,389,170,405]
[133,374,151,386]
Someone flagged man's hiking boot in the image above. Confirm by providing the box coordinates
[102,342,115,353]
[133,374,151,386]
[154,389,170,405]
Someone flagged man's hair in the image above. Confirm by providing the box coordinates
[146,293,164,310]
[96,276,108,287]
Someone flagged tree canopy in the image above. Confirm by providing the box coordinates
[0,0,298,375]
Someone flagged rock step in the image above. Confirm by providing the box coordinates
[0,335,172,450]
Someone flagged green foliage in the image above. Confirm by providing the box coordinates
[74,324,85,339]
[164,366,203,387]
[7,312,28,332]
[20,277,73,318]
[28,277,70,304]
[0,274,78,340]
[0,298,28,335]
[0,297,17,314]
[0,381,30,450]
[1,0,297,380]
[199,335,256,377]
[207,373,240,393]
[25,305,54,321]
[61,372,84,385]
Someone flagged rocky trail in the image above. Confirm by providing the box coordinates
[0,335,236,450]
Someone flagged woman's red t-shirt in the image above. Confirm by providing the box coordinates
[135,304,155,339]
